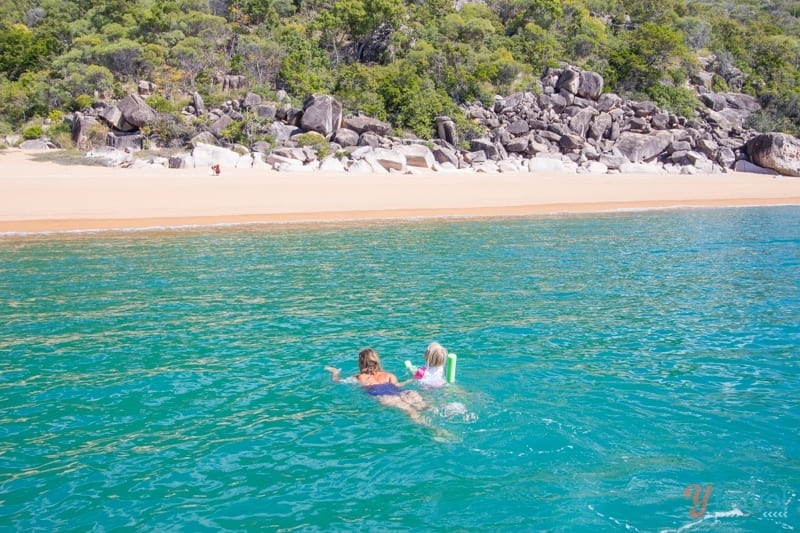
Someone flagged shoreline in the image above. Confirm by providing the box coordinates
[2,149,800,234]
[2,200,799,236]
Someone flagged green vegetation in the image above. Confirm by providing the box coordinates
[0,0,798,141]
[296,132,331,158]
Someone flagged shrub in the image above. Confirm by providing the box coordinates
[295,132,331,158]
[452,112,486,149]
[146,95,175,113]
[141,113,196,148]
[83,121,109,148]
[646,84,699,119]
[69,94,94,112]
[22,125,43,140]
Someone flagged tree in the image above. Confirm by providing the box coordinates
[376,61,456,137]
[334,62,386,118]
[332,0,405,61]
[508,22,563,74]
[676,16,711,52]
[236,33,281,86]
[276,25,333,96]
[95,38,144,78]
[61,63,115,99]
[496,0,563,34]
[171,36,207,88]
[607,22,688,92]
[0,23,56,80]
[748,34,798,90]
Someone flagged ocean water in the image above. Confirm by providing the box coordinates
[1,206,798,532]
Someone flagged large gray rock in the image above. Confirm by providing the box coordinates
[433,145,459,167]
[395,144,435,169]
[616,131,673,163]
[556,69,580,95]
[192,92,205,115]
[569,108,597,137]
[734,159,777,175]
[138,80,156,96]
[269,122,302,146]
[116,94,156,129]
[746,133,800,177]
[702,109,734,131]
[577,71,604,100]
[319,156,346,172]
[597,93,623,113]
[507,118,530,136]
[528,156,571,173]
[19,139,53,150]
[619,162,666,174]
[332,128,359,147]
[208,114,235,138]
[99,105,134,132]
[505,135,531,153]
[435,116,457,145]
[358,132,381,148]
[192,142,244,168]
[700,93,727,111]
[169,153,194,169]
[106,131,143,150]
[724,92,760,112]
[256,104,276,119]
[342,116,392,136]
[589,113,612,140]
[631,101,657,117]
[190,131,219,147]
[71,113,99,146]
[558,134,584,151]
[242,92,262,110]
[300,94,342,136]
[371,148,406,171]
[221,74,247,91]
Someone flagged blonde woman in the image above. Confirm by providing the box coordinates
[326,348,427,422]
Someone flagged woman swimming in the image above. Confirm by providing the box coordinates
[326,348,427,421]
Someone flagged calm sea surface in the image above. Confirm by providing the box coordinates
[1,206,798,532]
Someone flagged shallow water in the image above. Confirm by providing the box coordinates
[1,207,798,531]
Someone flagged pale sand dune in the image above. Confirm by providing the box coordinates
[1,149,799,233]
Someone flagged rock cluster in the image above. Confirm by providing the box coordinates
[455,66,765,175]
[72,93,157,152]
[65,67,800,177]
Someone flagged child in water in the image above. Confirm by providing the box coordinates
[326,348,428,422]
[410,342,448,388]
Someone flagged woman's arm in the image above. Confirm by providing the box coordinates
[325,366,341,382]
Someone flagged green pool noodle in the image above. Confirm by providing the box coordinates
[404,360,417,374]
[446,353,457,383]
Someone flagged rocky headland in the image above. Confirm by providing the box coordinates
[24,65,800,178]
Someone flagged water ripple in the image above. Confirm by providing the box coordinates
[1,207,798,530]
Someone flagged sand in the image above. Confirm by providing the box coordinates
[1,149,799,233]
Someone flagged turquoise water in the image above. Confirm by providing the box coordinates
[1,207,798,532]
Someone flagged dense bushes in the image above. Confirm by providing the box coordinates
[0,0,798,138]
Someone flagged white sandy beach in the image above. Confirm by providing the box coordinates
[1,149,799,233]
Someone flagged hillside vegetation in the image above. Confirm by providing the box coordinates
[1,0,798,143]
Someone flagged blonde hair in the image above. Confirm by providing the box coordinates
[424,342,448,367]
[358,347,383,375]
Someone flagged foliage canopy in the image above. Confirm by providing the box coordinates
[0,0,798,137]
